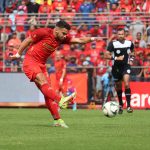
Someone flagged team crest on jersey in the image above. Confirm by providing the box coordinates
[116,50,121,54]
[127,69,131,74]
[127,49,131,54]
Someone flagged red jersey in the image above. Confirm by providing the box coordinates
[54,59,66,79]
[95,58,107,76]
[26,28,71,64]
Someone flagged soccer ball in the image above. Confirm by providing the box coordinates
[102,101,119,117]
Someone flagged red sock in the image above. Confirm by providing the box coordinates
[39,83,61,103]
[45,97,60,120]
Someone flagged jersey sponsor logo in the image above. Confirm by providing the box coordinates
[116,50,121,54]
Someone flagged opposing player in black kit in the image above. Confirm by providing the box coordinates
[105,28,134,114]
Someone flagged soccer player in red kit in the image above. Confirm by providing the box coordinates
[54,51,68,95]
[11,20,99,128]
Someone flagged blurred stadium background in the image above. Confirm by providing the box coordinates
[0,0,150,109]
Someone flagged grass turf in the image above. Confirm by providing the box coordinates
[0,108,150,150]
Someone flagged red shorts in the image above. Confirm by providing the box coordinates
[23,56,50,83]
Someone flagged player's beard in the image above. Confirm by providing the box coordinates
[118,37,125,43]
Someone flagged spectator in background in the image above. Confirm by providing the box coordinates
[26,0,40,13]
[118,7,131,29]
[70,0,82,12]
[131,55,143,81]
[4,43,19,72]
[120,0,133,12]
[142,0,150,13]
[5,1,17,13]
[84,41,100,64]
[94,52,108,101]
[38,7,49,27]
[109,3,120,14]
[134,40,145,57]
[107,0,119,6]
[15,8,27,37]
[61,5,75,25]
[95,0,107,12]
[17,0,27,13]
[69,25,79,38]
[124,27,133,41]
[144,43,150,56]
[133,0,145,12]
[101,68,117,104]
[78,23,89,37]
[107,24,118,42]
[7,32,21,49]
[79,0,95,20]
[36,0,52,5]
[38,0,51,13]
[145,21,150,43]
[0,15,12,42]
[51,0,67,13]
[67,56,78,73]
[135,32,147,48]
[89,24,103,37]
[0,0,5,13]
[130,9,146,39]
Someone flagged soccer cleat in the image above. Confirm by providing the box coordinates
[61,102,68,109]
[118,106,123,114]
[59,92,76,108]
[127,107,133,113]
[52,119,69,128]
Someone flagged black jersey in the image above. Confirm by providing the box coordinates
[107,40,134,66]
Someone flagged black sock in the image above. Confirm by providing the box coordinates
[117,90,123,107]
[125,88,131,107]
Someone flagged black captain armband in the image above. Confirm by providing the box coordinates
[129,55,135,62]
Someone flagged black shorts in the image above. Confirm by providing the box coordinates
[112,64,131,82]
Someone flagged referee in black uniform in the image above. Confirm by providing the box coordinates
[105,28,134,114]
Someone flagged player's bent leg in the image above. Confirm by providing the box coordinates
[35,73,61,102]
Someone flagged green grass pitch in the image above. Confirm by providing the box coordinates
[0,108,150,150]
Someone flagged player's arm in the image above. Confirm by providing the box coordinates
[129,42,135,65]
[59,66,66,86]
[10,37,33,60]
[10,28,47,60]
[70,37,101,44]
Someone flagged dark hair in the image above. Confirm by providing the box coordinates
[117,28,125,32]
[137,32,142,36]
[56,20,71,30]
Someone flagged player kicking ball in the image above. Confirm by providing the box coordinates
[11,20,100,128]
